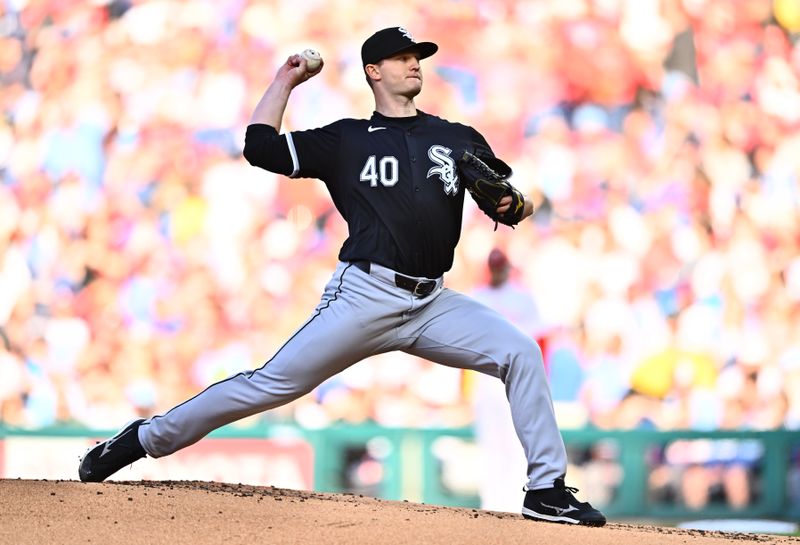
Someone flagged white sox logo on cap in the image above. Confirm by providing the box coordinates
[361,27,438,67]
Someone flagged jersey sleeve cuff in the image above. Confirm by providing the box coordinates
[245,123,278,134]
[245,124,300,178]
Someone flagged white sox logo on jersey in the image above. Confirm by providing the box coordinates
[426,145,458,196]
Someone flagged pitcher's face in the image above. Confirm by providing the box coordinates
[374,52,423,99]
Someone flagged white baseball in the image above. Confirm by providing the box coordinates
[301,48,322,72]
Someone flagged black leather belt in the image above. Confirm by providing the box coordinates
[351,261,437,298]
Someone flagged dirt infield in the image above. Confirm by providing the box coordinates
[1,480,797,545]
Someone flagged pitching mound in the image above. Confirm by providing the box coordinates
[1,479,797,545]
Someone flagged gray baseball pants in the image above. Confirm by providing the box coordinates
[138,261,567,490]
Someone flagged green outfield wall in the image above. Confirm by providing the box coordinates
[1,424,797,520]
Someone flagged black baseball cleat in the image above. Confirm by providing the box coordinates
[78,419,147,482]
[522,478,607,526]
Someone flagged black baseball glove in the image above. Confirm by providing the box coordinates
[456,150,526,229]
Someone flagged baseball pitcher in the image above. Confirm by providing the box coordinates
[79,26,606,527]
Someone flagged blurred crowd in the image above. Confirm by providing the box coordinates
[1,0,800,440]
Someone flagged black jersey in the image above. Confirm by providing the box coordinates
[243,110,496,278]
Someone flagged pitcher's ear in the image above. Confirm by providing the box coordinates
[365,63,381,83]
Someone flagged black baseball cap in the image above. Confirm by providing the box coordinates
[361,27,438,67]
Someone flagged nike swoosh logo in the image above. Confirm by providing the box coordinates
[540,502,579,516]
[367,126,386,132]
[100,428,134,458]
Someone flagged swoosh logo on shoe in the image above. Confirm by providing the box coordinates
[540,502,579,516]
[368,126,386,132]
[100,428,134,458]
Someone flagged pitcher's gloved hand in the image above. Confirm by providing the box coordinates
[457,150,525,229]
